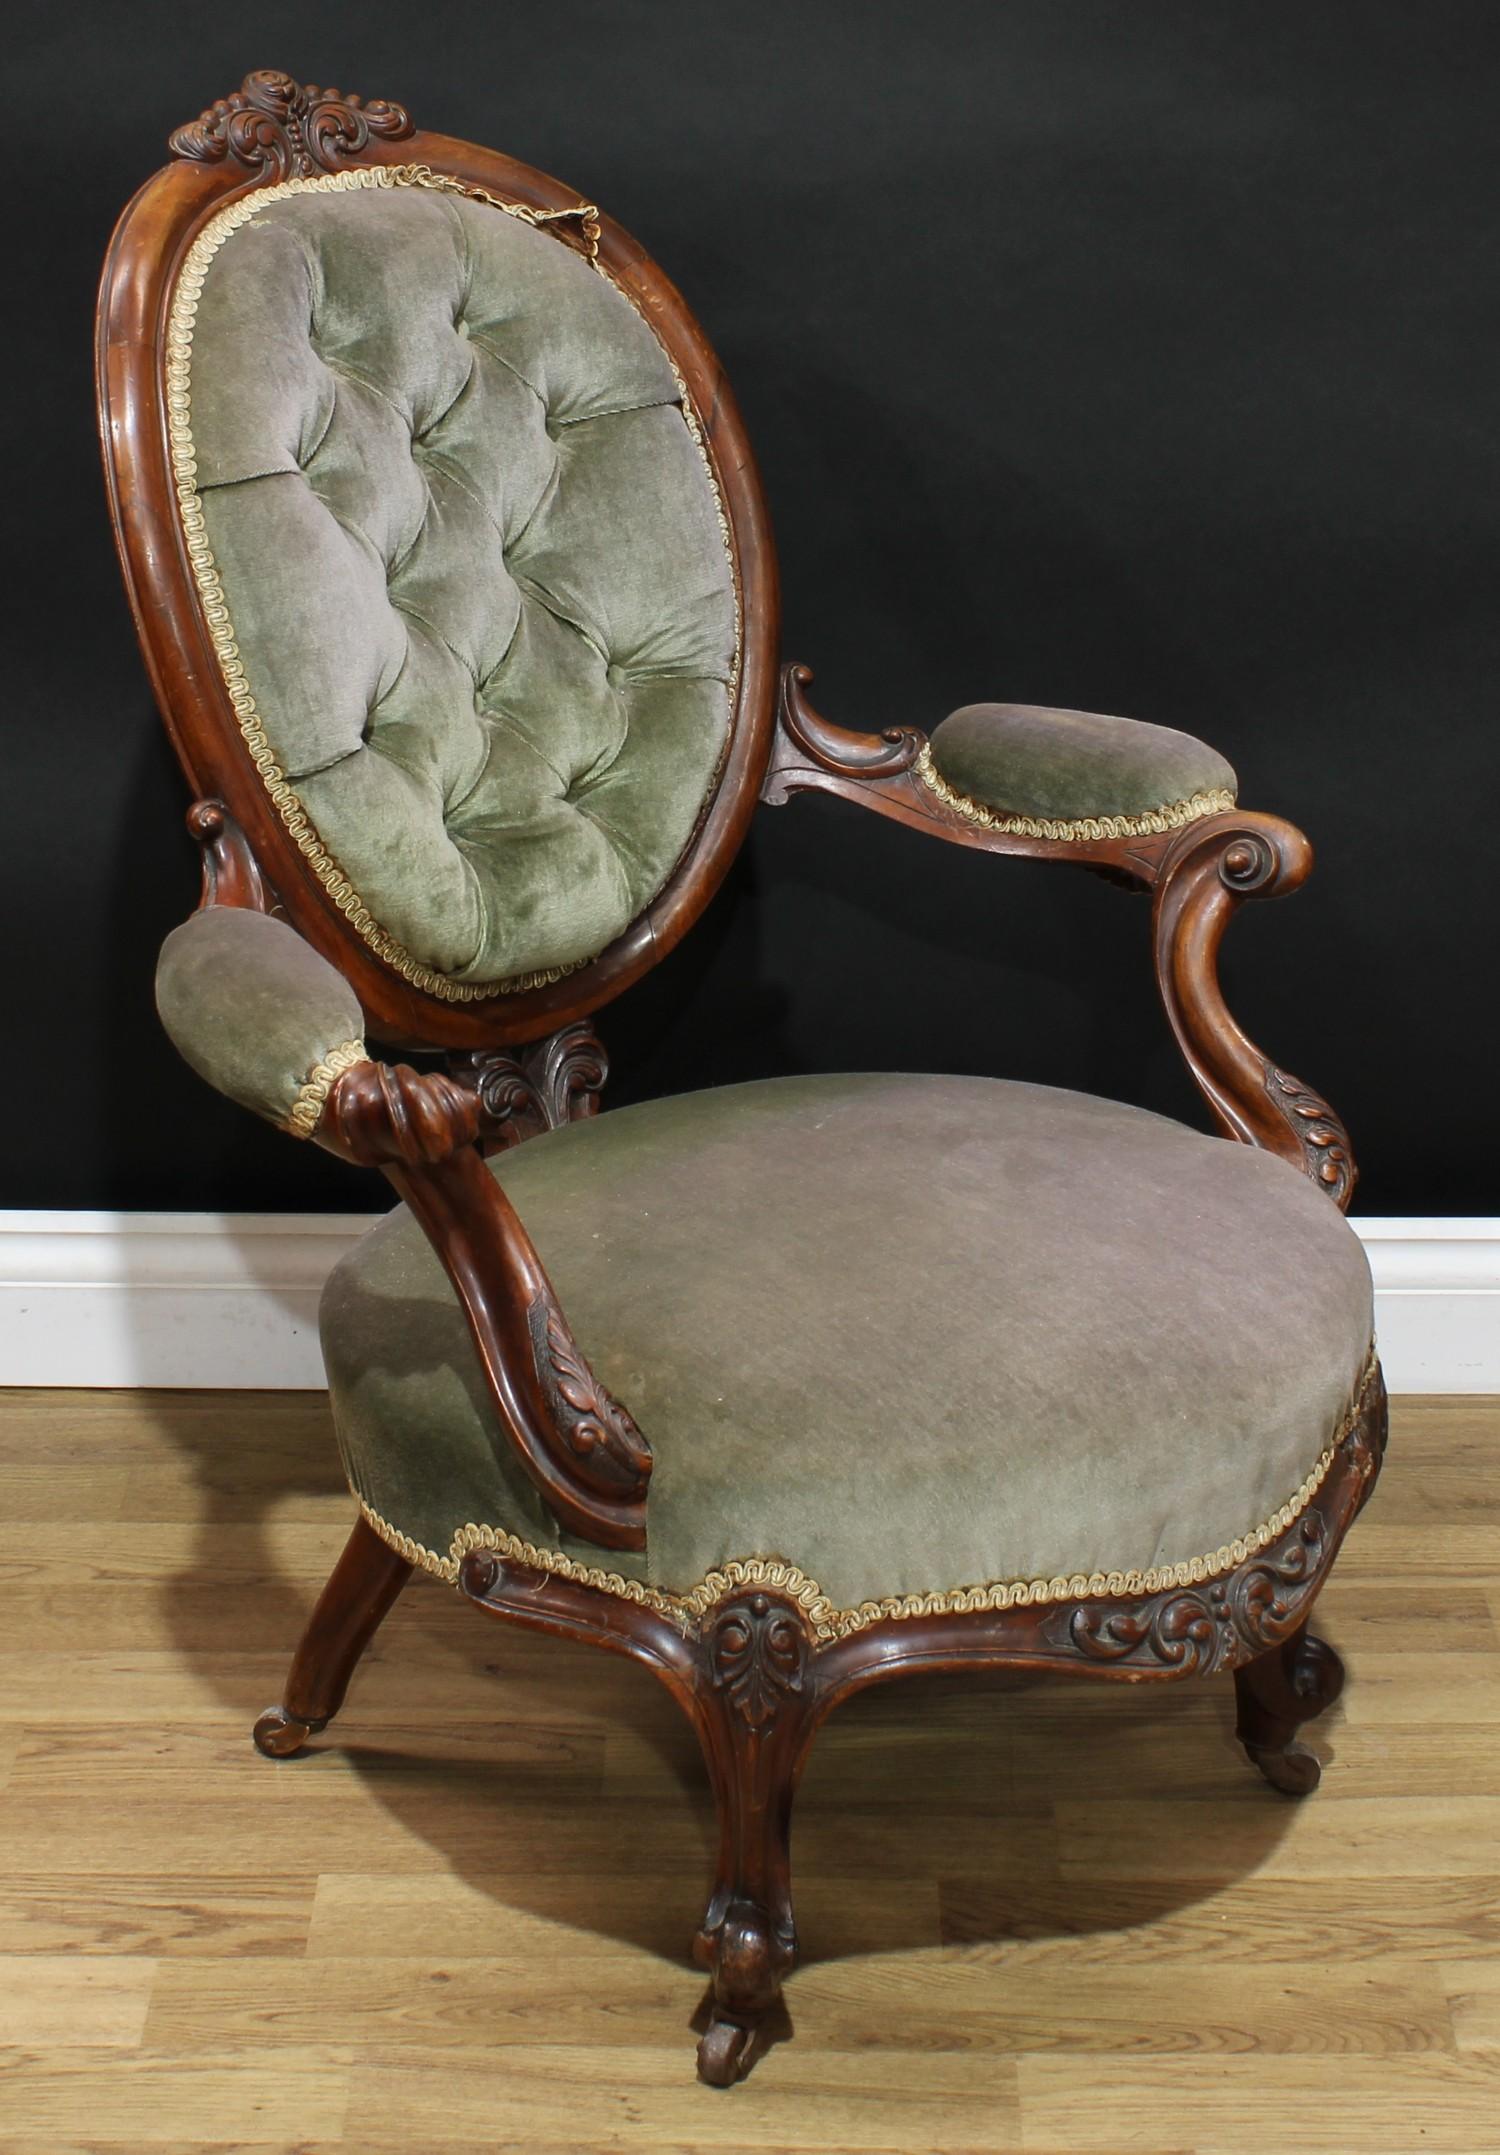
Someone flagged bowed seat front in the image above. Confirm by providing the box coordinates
[323,1073,1374,1624]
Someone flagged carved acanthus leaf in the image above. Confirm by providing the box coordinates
[169,70,414,181]
[1265,1066,1356,1206]
[529,1297,651,1495]
[527,1023,609,1125]
[709,1593,810,1729]
[453,1022,608,1152]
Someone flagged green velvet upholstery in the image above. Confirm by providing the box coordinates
[321,1074,1373,1611]
[156,908,364,1131]
[187,180,737,986]
[929,703,1236,822]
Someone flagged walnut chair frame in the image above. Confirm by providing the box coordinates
[97,71,1385,2086]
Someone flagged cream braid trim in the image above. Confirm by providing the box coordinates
[283,1040,369,1138]
[915,743,1235,842]
[167,163,740,1002]
[355,1349,1378,1645]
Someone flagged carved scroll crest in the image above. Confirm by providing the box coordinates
[169,70,414,180]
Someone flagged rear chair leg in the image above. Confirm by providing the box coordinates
[690,1591,820,2086]
[1234,1621,1345,1795]
[254,1514,413,1757]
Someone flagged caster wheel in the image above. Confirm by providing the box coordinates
[252,1706,323,1758]
[696,2016,752,2086]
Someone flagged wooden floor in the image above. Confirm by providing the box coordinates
[0,1392,1498,2152]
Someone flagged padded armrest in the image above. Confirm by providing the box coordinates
[927,703,1237,828]
[156,907,368,1138]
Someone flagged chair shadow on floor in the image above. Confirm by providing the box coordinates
[144,1387,1320,2023]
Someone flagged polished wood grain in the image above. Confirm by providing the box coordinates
[0,1385,1495,2148]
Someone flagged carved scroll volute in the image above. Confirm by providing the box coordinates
[770,662,926,786]
[321,1059,650,1550]
[169,71,414,181]
[186,799,268,912]
[1152,812,1356,1207]
[451,1021,609,1154]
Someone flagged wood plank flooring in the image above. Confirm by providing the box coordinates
[0,1388,1496,2152]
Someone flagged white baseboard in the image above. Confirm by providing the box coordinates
[0,1212,370,1391]
[0,1211,1495,1395]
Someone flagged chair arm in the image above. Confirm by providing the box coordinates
[1151,813,1355,1206]
[317,1061,651,1551]
[157,799,651,1551]
[763,663,1356,1207]
[762,663,1235,871]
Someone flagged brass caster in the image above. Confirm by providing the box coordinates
[697,2014,753,2087]
[252,1705,324,1758]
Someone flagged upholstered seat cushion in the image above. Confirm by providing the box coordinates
[321,1074,1373,1622]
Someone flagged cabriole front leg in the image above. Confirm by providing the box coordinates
[692,1591,820,2086]
[1152,810,1356,1206]
[457,1556,821,2087]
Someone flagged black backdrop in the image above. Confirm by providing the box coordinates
[10,0,1498,1215]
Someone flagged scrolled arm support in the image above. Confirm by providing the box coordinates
[762,663,1172,881]
[319,1060,652,1550]
[167,805,649,1549]
[1151,811,1356,1207]
[766,667,1355,1205]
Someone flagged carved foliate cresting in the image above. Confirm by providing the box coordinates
[169,70,414,179]
[453,1021,608,1151]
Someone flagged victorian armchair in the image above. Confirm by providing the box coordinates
[98,72,1383,2087]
